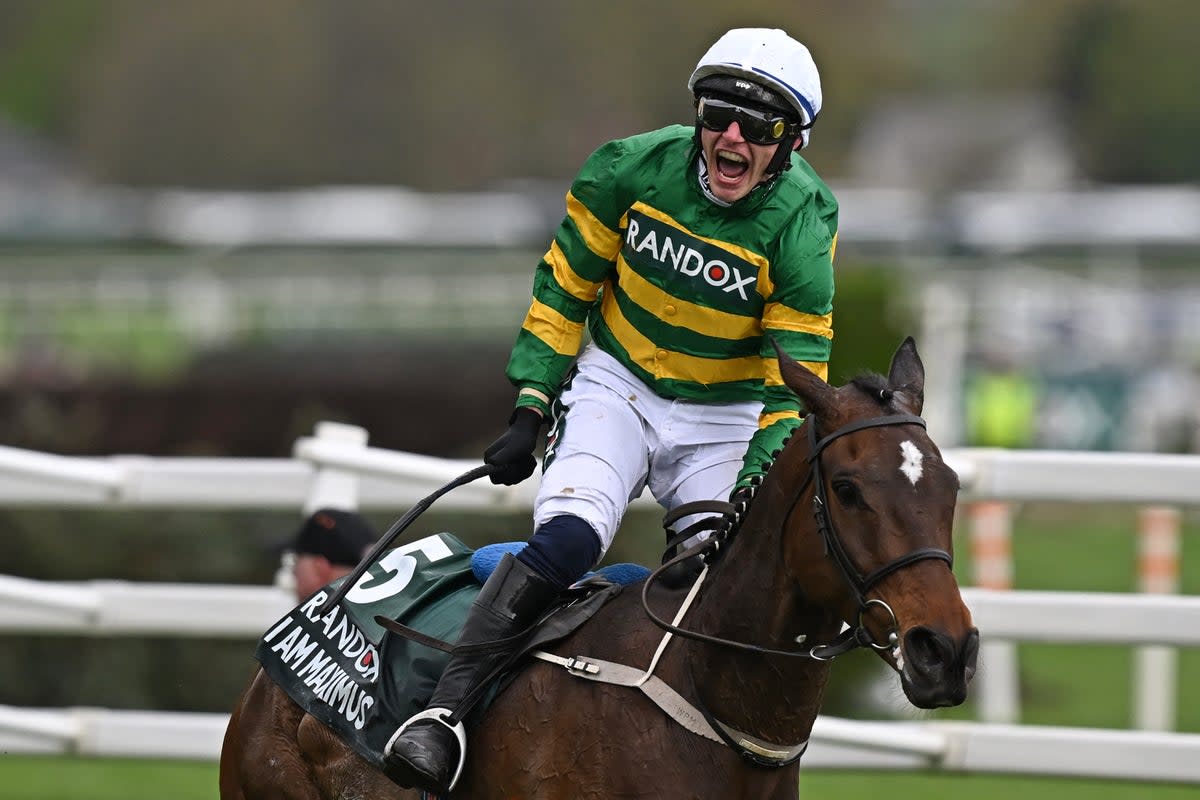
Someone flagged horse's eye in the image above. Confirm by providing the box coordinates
[832,480,861,507]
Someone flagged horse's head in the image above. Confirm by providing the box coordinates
[772,337,978,708]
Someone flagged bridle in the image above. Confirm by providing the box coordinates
[642,412,954,661]
[794,412,954,656]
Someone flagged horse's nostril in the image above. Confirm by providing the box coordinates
[904,626,955,673]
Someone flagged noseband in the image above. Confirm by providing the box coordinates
[642,413,953,661]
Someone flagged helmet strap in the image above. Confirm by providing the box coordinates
[765,135,798,175]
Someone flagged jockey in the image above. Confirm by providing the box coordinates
[384,26,837,793]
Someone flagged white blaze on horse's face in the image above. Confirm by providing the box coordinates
[899,441,924,486]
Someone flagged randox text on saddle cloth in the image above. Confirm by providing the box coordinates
[262,590,381,729]
[254,533,479,764]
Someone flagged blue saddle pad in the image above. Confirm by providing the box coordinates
[472,542,650,586]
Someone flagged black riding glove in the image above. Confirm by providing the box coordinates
[483,407,543,486]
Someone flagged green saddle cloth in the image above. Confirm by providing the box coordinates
[255,532,479,769]
[255,531,625,773]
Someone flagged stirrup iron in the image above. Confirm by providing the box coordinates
[385,707,468,792]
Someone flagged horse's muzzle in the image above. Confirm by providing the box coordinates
[899,626,979,708]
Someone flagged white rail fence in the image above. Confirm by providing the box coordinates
[3,580,1199,783]
[4,422,1200,508]
[1,422,1198,784]
[3,704,1199,785]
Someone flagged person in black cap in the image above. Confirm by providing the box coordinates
[286,508,377,601]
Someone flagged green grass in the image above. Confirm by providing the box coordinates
[2,503,1197,799]
[0,756,218,800]
[801,771,1200,799]
[4,757,1198,800]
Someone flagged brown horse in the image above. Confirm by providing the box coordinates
[220,338,977,800]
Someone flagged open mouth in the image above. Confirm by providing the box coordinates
[715,150,749,181]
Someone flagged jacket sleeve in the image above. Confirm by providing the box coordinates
[735,199,837,490]
[505,140,627,415]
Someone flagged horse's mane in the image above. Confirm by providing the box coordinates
[848,371,897,411]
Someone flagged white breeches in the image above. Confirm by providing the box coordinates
[533,345,761,557]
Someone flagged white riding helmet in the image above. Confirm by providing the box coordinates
[688,28,822,148]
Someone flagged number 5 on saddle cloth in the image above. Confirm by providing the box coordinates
[254,532,648,773]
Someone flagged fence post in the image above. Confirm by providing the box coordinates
[1133,505,1181,731]
[970,499,1019,724]
[302,421,369,513]
[273,421,370,593]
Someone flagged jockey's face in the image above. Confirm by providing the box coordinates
[699,122,792,203]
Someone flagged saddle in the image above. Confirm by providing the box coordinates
[254,532,644,774]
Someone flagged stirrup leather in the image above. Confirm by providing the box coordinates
[385,707,468,792]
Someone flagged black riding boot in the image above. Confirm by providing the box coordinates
[383,553,559,792]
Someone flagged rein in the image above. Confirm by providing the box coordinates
[641,412,953,660]
[316,463,497,615]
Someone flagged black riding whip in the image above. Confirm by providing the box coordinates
[315,463,497,615]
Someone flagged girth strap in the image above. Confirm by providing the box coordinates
[531,651,721,743]
[530,650,807,767]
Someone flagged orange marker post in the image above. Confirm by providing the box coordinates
[969,500,1018,724]
[1134,506,1181,731]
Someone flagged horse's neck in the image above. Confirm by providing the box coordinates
[677,487,841,744]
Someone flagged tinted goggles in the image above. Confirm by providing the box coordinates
[696,96,797,145]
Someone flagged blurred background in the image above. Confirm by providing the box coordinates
[2,1,1199,797]
[2,0,1199,458]
[4,0,1200,454]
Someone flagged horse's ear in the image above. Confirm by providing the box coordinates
[887,336,925,415]
[771,337,835,418]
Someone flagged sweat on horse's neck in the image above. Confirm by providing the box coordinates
[680,453,841,744]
